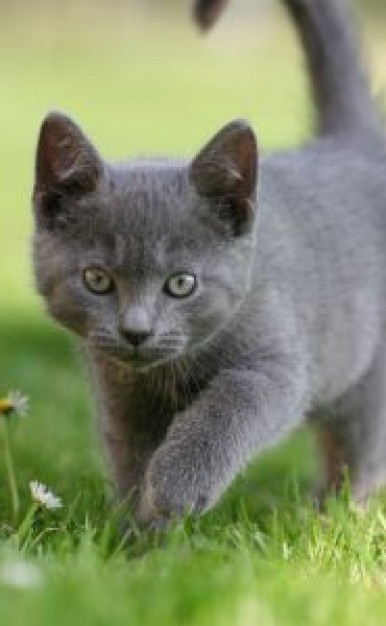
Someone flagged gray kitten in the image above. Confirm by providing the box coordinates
[32,0,386,524]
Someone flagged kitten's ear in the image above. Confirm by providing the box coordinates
[190,120,258,234]
[33,112,103,224]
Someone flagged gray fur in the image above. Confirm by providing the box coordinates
[33,0,386,523]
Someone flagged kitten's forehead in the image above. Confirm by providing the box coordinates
[80,160,218,271]
[108,160,190,227]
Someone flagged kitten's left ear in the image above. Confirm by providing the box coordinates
[33,112,103,206]
[190,119,258,234]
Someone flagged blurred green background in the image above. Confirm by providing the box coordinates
[0,3,385,624]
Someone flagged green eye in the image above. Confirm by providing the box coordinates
[165,272,196,298]
[83,267,114,295]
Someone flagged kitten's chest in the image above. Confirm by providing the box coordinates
[145,360,212,413]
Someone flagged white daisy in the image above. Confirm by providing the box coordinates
[29,481,63,510]
[0,390,29,417]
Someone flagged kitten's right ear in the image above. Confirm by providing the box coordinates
[33,112,103,226]
[190,119,258,235]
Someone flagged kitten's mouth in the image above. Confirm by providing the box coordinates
[93,344,179,371]
[117,351,178,372]
[87,331,185,370]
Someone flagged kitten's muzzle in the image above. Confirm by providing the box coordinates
[119,328,153,347]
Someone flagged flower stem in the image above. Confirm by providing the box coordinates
[1,418,20,522]
[16,503,38,547]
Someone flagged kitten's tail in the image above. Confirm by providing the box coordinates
[193,0,382,139]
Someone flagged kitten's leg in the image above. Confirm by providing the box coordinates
[316,345,386,503]
[101,410,164,511]
[139,357,309,523]
[315,426,346,496]
[90,354,172,512]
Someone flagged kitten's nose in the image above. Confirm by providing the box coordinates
[119,306,153,347]
[121,329,153,347]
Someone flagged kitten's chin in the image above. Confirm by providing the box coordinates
[94,347,181,372]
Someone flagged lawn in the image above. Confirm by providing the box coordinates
[0,3,385,625]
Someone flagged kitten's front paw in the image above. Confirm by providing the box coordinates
[138,447,213,525]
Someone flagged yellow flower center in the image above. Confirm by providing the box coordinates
[0,398,13,415]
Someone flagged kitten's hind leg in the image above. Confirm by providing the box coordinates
[316,344,386,503]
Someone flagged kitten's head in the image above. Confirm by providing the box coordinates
[32,112,259,370]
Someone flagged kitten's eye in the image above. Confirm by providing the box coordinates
[164,272,197,298]
[83,267,114,295]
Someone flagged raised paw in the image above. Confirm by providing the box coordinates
[138,445,214,525]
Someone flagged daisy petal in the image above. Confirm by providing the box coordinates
[29,481,63,510]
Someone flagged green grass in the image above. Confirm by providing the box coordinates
[1,5,385,625]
